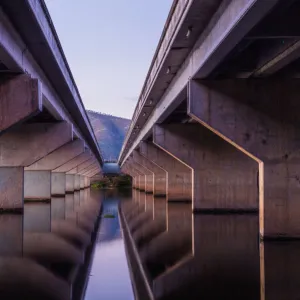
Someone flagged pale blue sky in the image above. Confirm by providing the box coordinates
[45,0,173,119]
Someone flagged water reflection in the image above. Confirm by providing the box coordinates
[122,190,300,300]
[84,189,134,300]
[0,187,102,299]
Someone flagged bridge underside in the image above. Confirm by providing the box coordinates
[120,0,300,240]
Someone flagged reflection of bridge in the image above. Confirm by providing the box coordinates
[120,0,300,239]
[0,0,103,209]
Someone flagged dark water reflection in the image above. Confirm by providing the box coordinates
[122,190,300,300]
[0,188,101,300]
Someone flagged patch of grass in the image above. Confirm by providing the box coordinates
[103,213,115,219]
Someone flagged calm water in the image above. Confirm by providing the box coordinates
[84,189,134,300]
[121,189,300,300]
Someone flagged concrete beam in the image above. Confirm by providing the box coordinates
[153,123,258,212]
[25,139,84,171]
[135,149,166,196]
[79,161,99,175]
[86,169,101,178]
[132,151,154,194]
[140,141,192,202]
[0,75,42,131]
[53,150,92,173]
[67,157,95,174]
[0,122,73,167]
[188,79,300,238]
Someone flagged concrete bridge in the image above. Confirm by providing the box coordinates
[0,1,103,209]
[119,0,300,239]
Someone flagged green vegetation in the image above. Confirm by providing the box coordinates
[103,214,115,218]
[91,174,132,190]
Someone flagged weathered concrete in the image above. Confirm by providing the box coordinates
[0,167,23,210]
[24,171,51,201]
[0,122,73,167]
[66,174,75,193]
[133,150,154,194]
[153,123,258,211]
[140,141,192,202]
[51,172,66,196]
[188,79,300,238]
[134,150,166,196]
[53,150,92,173]
[25,139,84,171]
[80,176,85,189]
[0,75,41,131]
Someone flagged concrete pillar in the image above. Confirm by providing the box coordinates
[51,173,66,196]
[128,160,145,191]
[189,79,300,238]
[140,141,192,202]
[153,123,258,212]
[133,151,154,194]
[80,176,85,189]
[0,167,23,210]
[74,175,80,191]
[123,164,137,189]
[24,171,51,201]
[134,150,166,196]
[66,174,75,193]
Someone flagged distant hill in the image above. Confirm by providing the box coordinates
[87,110,130,161]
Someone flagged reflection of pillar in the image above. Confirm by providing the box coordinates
[51,197,66,221]
[153,214,260,300]
[263,241,300,300]
[24,203,51,232]
[0,214,23,256]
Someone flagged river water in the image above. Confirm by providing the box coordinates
[1,188,299,299]
[120,189,300,300]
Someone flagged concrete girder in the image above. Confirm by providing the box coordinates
[188,79,300,238]
[0,122,73,167]
[53,150,92,173]
[67,157,96,174]
[0,75,41,132]
[140,141,192,202]
[134,149,167,197]
[25,139,85,171]
[85,168,102,178]
[80,162,100,176]
[153,123,258,212]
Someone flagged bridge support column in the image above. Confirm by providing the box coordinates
[80,176,85,190]
[51,173,66,197]
[153,123,258,212]
[24,170,51,201]
[66,174,75,193]
[74,175,80,191]
[123,164,138,189]
[134,150,167,197]
[132,152,154,194]
[128,160,145,191]
[189,79,300,238]
[140,141,192,202]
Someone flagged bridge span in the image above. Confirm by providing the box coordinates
[119,0,300,239]
[0,1,103,209]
